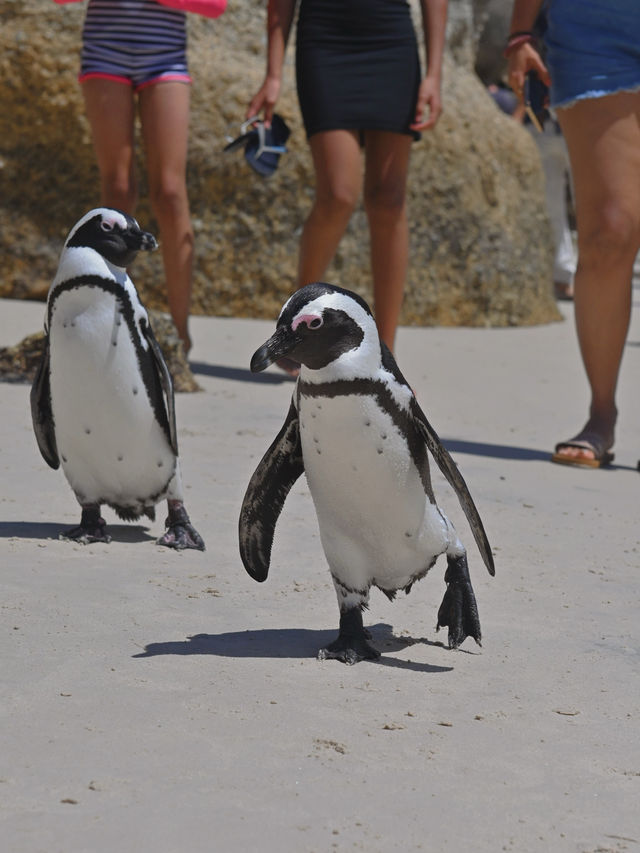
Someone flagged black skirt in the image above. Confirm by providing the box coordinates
[295,0,422,140]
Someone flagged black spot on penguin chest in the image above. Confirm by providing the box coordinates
[297,378,434,499]
[49,276,172,444]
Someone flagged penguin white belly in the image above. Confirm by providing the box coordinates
[48,290,175,508]
[299,392,450,591]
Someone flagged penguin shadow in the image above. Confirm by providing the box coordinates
[0,520,155,543]
[133,623,454,673]
[189,361,294,385]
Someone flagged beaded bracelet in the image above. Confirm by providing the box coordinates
[503,31,536,58]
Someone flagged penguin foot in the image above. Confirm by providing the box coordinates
[157,503,205,551]
[436,553,482,649]
[61,506,111,544]
[318,608,380,665]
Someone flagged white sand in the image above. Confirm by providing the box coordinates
[2,294,639,853]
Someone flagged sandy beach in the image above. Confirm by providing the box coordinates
[2,293,639,853]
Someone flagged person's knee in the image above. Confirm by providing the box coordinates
[102,173,137,213]
[315,182,359,220]
[149,175,189,219]
[363,180,407,218]
[579,203,640,265]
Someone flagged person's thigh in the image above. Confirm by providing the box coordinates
[138,81,191,189]
[308,129,363,206]
[558,91,640,249]
[363,130,412,202]
[81,78,136,184]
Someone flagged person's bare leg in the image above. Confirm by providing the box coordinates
[297,129,363,286]
[261,130,363,376]
[81,78,138,212]
[555,91,640,463]
[363,131,412,352]
[139,81,194,353]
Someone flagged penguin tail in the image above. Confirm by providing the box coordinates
[111,504,156,523]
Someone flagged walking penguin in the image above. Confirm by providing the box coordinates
[31,208,204,550]
[239,282,494,664]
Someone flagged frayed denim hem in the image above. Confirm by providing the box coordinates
[553,83,640,111]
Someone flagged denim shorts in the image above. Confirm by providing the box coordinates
[545,0,640,109]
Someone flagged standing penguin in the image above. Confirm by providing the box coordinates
[31,208,204,550]
[239,282,494,664]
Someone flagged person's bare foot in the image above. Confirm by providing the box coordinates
[552,411,616,468]
[178,331,192,358]
[554,281,574,301]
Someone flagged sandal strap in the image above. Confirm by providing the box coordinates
[554,436,609,457]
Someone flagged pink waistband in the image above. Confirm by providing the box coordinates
[78,71,192,91]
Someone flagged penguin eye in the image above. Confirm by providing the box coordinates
[308,317,323,330]
[101,220,115,232]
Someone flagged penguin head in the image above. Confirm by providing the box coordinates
[251,282,381,375]
[64,208,158,269]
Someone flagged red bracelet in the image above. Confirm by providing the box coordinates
[503,32,536,58]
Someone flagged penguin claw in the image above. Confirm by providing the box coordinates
[60,522,111,544]
[436,553,482,649]
[317,607,381,664]
[157,523,205,551]
[61,507,111,544]
[318,640,380,665]
[158,504,205,551]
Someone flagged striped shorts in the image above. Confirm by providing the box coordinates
[80,0,191,91]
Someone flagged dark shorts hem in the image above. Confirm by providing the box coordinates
[305,123,420,142]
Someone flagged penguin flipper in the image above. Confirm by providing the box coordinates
[410,399,495,577]
[143,318,178,455]
[239,400,304,582]
[30,334,59,469]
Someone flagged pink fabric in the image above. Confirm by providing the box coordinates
[78,71,192,91]
[78,72,133,86]
[53,0,227,13]
[155,0,226,18]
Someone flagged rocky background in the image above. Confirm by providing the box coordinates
[0,0,560,328]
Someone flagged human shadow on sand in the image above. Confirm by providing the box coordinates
[0,520,155,543]
[189,361,294,385]
[443,438,550,462]
[443,437,636,471]
[133,623,456,673]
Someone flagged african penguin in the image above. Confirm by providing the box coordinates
[30,208,204,550]
[239,282,494,664]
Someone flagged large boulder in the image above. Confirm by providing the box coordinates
[474,0,513,85]
[0,310,200,391]
[0,0,559,327]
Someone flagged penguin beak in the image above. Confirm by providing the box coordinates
[123,226,157,254]
[138,230,158,252]
[250,326,298,372]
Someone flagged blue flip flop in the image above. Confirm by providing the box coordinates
[223,114,290,177]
